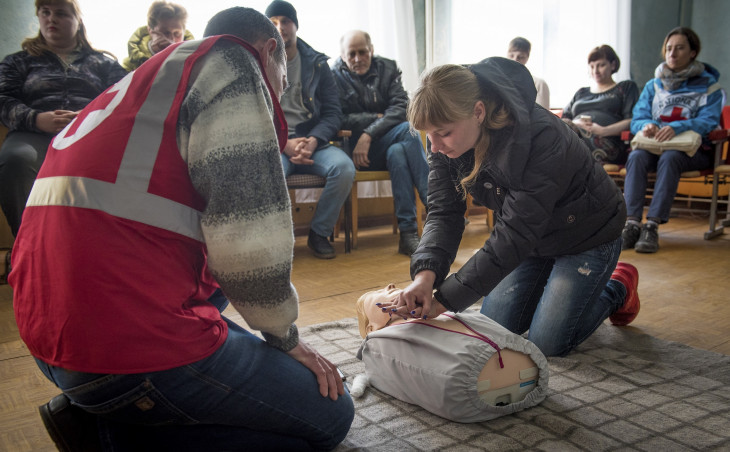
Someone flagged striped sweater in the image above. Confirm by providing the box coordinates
[179,40,299,350]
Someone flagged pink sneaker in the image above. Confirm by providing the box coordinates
[609,262,640,326]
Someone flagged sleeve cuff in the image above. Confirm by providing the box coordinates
[262,323,299,352]
[437,274,483,312]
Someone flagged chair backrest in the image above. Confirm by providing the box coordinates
[720,105,730,164]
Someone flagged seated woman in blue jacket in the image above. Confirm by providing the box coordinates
[383,58,640,357]
[622,27,724,254]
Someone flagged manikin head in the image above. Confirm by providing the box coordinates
[356,284,405,338]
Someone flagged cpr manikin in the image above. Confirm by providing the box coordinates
[355,284,549,423]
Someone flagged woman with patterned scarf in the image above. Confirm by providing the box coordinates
[622,27,725,254]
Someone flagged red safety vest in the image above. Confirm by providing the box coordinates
[11,35,285,374]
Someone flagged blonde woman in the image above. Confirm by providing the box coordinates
[388,58,640,357]
[0,0,126,236]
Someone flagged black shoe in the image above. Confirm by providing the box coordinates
[0,249,9,285]
[635,223,659,253]
[621,223,641,250]
[398,231,420,256]
[39,394,102,452]
[307,230,335,259]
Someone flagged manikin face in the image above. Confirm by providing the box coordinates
[269,16,297,50]
[38,3,80,50]
[342,33,373,75]
[589,58,616,85]
[664,34,696,72]
[356,284,402,337]
[425,101,485,159]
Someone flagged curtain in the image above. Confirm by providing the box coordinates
[427,0,632,109]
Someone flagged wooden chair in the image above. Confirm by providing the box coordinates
[343,131,427,250]
[704,105,730,238]
[616,105,730,240]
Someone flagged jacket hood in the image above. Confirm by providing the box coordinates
[467,57,538,185]
[703,62,721,82]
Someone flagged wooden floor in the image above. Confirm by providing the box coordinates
[1,213,729,451]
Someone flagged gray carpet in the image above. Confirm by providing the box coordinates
[300,318,730,451]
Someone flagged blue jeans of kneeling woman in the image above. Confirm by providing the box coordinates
[481,236,625,357]
[35,290,355,451]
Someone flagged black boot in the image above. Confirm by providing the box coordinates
[621,222,641,250]
[307,230,335,259]
[39,394,102,452]
[635,222,659,253]
[398,231,420,256]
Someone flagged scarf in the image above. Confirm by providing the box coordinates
[655,60,705,91]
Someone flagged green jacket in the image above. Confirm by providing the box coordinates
[122,25,194,71]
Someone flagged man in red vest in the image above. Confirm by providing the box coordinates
[10,7,353,451]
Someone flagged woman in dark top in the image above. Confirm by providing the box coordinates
[0,0,127,236]
[384,59,640,357]
[562,45,639,164]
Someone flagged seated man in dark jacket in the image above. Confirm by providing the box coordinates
[266,0,356,260]
[332,30,429,256]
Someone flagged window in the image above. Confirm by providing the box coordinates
[427,0,632,108]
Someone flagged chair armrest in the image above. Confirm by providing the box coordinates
[707,129,729,142]
[331,130,352,156]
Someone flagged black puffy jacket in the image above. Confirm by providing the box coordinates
[411,57,626,312]
[331,56,408,143]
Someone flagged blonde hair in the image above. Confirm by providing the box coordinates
[22,0,114,59]
[408,64,512,197]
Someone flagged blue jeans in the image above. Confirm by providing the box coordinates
[364,122,429,232]
[35,290,355,451]
[0,131,54,236]
[480,236,625,357]
[281,145,355,237]
[623,148,713,222]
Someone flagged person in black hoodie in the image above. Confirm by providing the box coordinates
[388,58,641,357]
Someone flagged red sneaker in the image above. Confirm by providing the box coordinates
[609,262,640,326]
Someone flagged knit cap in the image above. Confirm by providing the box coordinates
[265,0,298,29]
